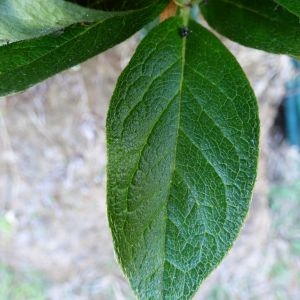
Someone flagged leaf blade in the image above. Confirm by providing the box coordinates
[0,0,168,96]
[107,17,259,299]
[0,0,115,44]
[275,0,300,17]
[201,0,300,56]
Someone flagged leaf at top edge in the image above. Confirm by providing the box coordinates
[201,0,300,56]
[107,16,259,299]
[0,0,169,96]
[0,0,114,44]
[67,0,155,11]
[274,0,300,18]
[0,0,157,44]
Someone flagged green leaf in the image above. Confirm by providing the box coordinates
[201,0,300,56]
[67,0,156,11]
[275,0,300,17]
[0,0,115,44]
[0,0,168,96]
[107,17,259,299]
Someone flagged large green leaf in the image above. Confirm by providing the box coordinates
[107,17,259,299]
[0,0,168,96]
[201,0,300,56]
[275,0,300,17]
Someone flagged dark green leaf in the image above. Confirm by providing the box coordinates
[66,0,154,11]
[201,0,300,56]
[107,17,259,299]
[275,0,300,17]
[0,0,168,96]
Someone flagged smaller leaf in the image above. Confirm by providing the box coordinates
[0,0,168,96]
[0,0,115,45]
[275,0,300,17]
[201,0,300,56]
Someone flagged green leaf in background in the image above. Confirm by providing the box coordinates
[201,0,300,56]
[0,0,115,44]
[107,16,259,299]
[67,0,155,11]
[0,0,168,96]
[275,0,300,17]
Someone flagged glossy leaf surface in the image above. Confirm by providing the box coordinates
[107,17,259,299]
[201,0,300,56]
[275,0,300,17]
[0,0,168,96]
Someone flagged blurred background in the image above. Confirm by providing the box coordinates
[0,31,300,299]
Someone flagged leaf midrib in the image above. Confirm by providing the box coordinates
[160,21,187,298]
